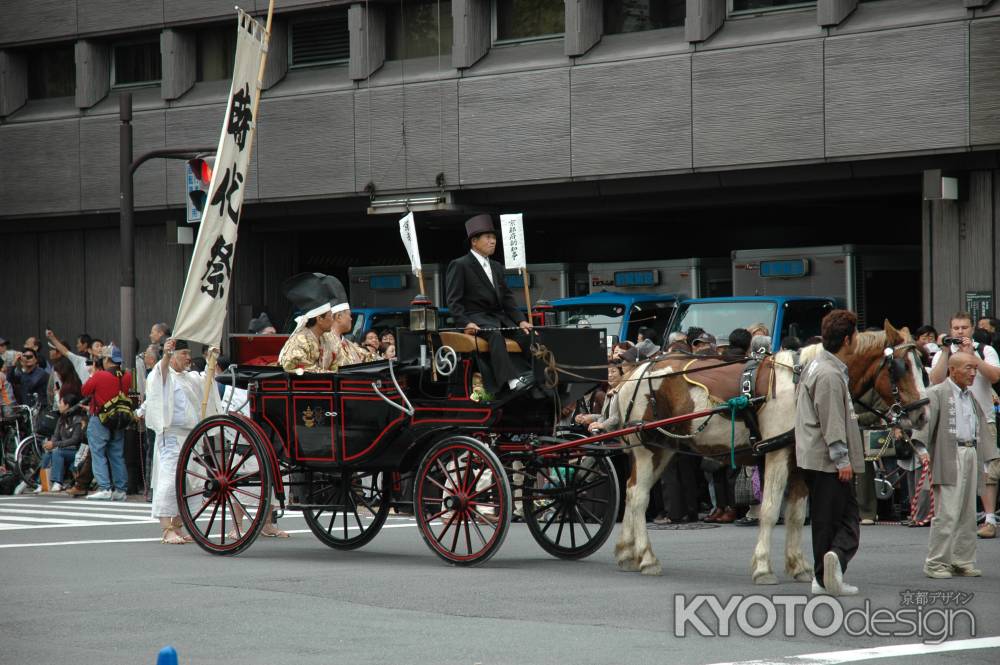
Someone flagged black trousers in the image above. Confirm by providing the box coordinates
[664,453,701,522]
[805,469,860,584]
[468,312,531,392]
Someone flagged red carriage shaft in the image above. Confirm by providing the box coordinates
[533,402,740,456]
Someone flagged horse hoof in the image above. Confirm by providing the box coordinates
[640,562,663,576]
[793,571,813,583]
[617,558,640,573]
[754,572,779,585]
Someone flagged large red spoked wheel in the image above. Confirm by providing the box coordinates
[414,435,511,566]
[177,415,273,556]
[303,470,391,550]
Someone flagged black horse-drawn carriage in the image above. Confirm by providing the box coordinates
[177,325,626,565]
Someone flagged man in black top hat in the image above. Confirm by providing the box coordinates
[446,214,533,393]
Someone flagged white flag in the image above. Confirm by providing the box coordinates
[500,213,526,270]
[399,212,422,276]
[173,9,268,347]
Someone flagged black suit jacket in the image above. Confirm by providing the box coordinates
[445,252,525,328]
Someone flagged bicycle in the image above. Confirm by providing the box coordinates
[0,401,44,490]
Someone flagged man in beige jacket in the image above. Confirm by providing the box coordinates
[912,352,997,578]
[795,309,866,596]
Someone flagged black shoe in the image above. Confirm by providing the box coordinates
[515,373,535,390]
[734,517,759,527]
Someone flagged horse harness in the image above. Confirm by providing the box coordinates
[851,342,918,428]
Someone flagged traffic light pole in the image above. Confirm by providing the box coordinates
[119,91,213,370]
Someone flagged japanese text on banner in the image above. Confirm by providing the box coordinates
[399,212,423,276]
[173,9,267,347]
[500,214,526,270]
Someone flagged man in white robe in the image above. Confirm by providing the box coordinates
[145,338,219,543]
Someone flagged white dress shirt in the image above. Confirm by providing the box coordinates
[470,249,494,286]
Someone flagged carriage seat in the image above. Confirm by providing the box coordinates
[439,331,522,354]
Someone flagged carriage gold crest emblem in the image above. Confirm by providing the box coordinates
[302,405,316,428]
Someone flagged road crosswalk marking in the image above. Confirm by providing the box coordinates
[0,496,154,529]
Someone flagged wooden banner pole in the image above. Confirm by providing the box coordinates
[520,267,533,324]
[417,269,427,297]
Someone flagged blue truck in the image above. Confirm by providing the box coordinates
[668,296,838,350]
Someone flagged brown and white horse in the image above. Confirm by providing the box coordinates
[611,321,927,582]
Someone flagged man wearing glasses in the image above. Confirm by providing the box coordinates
[10,348,49,408]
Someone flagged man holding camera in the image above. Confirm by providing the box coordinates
[929,312,1000,539]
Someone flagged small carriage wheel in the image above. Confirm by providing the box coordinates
[522,454,620,560]
[414,435,511,566]
[14,435,43,487]
[176,415,273,556]
[303,469,391,550]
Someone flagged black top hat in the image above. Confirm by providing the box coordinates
[464,214,496,239]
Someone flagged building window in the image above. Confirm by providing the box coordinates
[112,38,162,87]
[604,0,685,34]
[27,44,75,99]
[387,0,453,60]
[197,25,237,82]
[289,9,350,67]
[495,0,564,42]
[730,0,815,13]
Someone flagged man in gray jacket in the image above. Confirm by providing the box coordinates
[912,352,997,578]
[795,309,865,596]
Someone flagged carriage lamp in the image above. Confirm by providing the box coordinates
[533,300,554,327]
[409,294,438,333]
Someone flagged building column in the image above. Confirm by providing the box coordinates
[75,40,110,109]
[349,2,386,81]
[452,0,490,69]
[262,19,288,90]
[566,0,603,57]
[923,170,998,328]
[0,50,28,117]
[686,0,726,43]
[818,0,857,27]
[161,29,196,100]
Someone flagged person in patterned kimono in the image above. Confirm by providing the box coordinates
[277,273,346,373]
[328,306,378,370]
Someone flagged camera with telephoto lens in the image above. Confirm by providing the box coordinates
[941,336,963,346]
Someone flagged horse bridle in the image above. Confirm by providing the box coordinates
[853,342,928,427]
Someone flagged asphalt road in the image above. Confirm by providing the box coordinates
[1,495,998,665]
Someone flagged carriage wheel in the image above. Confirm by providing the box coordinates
[177,415,273,556]
[303,470,391,550]
[523,455,620,560]
[14,435,42,487]
[415,436,511,566]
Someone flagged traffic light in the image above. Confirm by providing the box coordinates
[185,156,214,223]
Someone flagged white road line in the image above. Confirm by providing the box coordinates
[0,507,156,520]
[0,515,94,525]
[0,520,156,531]
[51,501,154,511]
[705,636,1000,665]
[0,522,419,548]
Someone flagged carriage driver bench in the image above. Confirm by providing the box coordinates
[438,331,523,354]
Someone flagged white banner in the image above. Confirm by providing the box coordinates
[500,213,526,270]
[399,212,423,276]
[173,9,268,347]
